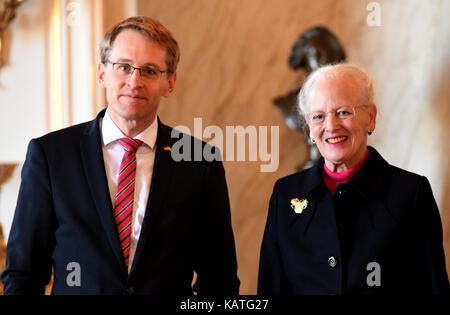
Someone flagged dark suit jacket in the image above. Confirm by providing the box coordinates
[258,146,449,295]
[2,109,239,295]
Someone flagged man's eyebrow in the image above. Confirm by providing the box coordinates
[114,58,133,63]
[115,58,161,68]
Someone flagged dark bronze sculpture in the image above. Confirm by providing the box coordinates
[273,26,346,169]
[0,0,27,69]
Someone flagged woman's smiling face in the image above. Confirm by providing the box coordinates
[306,74,377,173]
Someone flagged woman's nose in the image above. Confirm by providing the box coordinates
[324,112,340,131]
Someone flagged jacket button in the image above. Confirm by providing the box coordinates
[337,189,346,196]
[126,286,134,295]
[328,256,338,268]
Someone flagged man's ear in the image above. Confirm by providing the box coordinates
[163,73,177,98]
[98,62,106,88]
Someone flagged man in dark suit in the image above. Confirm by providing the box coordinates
[2,16,239,295]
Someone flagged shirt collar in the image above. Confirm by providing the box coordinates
[346,146,388,198]
[301,146,387,199]
[101,108,158,150]
[323,149,370,182]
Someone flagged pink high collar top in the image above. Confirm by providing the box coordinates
[322,149,370,195]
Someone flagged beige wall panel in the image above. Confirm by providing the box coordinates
[0,0,448,295]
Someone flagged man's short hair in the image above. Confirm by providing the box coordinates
[100,16,180,74]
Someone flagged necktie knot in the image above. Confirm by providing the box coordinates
[117,138,143,153]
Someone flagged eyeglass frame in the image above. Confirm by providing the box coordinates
[105,60,169,81]
[305,105,370,125]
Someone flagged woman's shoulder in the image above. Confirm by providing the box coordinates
[273,165,323,196]
[381,164,432,201]
[367,146,427,185]
[385,163,425,181]
[276,167,314,184]
[368,148,432,200]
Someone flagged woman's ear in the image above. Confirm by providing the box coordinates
[368,104,377,131]
[304,114,311,129]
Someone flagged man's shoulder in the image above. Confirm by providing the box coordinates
[159,121,220,156]
[160,123,206,144]
[33,118,96,148]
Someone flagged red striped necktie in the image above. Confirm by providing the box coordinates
[114,137,143,268]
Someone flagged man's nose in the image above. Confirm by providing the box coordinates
[127,68,144,87]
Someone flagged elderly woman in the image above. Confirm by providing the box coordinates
[258,63,449,295]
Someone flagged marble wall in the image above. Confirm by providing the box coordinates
[138,0,450,294]
[0,0,448,295]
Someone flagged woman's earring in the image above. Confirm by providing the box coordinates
[368,129,374,135]
[310,137,316,144]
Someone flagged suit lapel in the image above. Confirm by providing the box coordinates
[79,109,127,275]
[130,119,175,273]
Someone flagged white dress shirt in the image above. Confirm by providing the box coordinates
[100,108,157,272]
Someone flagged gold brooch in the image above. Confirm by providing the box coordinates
[291,198,308,214]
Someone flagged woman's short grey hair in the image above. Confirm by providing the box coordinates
[297,63,375,118]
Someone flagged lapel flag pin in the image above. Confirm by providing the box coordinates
[163,145,172,152]
[291,198,308,214]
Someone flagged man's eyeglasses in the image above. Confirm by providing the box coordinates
[106,60,169,81]
[306,105,368,125]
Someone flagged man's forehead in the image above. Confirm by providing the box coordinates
[109,30,167,65]
[111,30,160,49]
